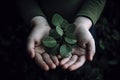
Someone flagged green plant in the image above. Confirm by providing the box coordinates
[42,14,77,58]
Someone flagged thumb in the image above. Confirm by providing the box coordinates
[86,39,95,61]
[27,39,35,58]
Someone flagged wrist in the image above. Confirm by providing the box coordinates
[74,16,92,30]
[31,16,49,27]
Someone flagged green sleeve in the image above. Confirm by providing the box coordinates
[76,0,106,25]
[17,0,45,25]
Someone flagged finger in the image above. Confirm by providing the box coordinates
[35,53,49,71]
[69,55,86,71]
[34,46,45,54]
[63,55,78,69]
[27,39,35,58]
[60,54,72,66]
[42,53,56,69]
[87,39,95,61]
[50,55,59,66]
[72,47,86,56]
[57,55,62,59]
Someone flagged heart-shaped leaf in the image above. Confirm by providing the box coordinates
[42,36,57,48]
[52,14,63,27]
[56,26,63,36]
[60,44,71,58]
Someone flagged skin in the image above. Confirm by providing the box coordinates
[27,16,95,71]
[60,17,95,71]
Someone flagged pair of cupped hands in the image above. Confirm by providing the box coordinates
[27,16,95,71]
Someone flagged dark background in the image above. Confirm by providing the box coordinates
[0,0,120,80]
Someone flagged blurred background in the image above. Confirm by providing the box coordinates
[0,0,120,80]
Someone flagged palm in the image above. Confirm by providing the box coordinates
[60,26,95,71]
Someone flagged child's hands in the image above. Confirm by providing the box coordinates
[27,16,59,71]
[60,17,95,71]
[27,16,95,71]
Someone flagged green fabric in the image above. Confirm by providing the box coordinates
[17,0,45,25]
[17,0,106,25]
[76,0,106,24]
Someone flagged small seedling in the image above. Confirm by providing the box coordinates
[42,14,77,58]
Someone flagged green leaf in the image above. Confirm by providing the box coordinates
[67,44,77,48]
[56,26,63,36]
[42,36,57,48]
[65,37,77,44]
[49,29,61,39]
[65,33,76,39]
[50,44,60,55]
[52,14,63,27]
[65,34,77,45]
[60,19,69,29]
[60,44,71,58]
[64,24,76,34]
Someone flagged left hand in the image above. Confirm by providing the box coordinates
[60,17,96,71]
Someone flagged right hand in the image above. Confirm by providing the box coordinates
[27,16,59,71]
